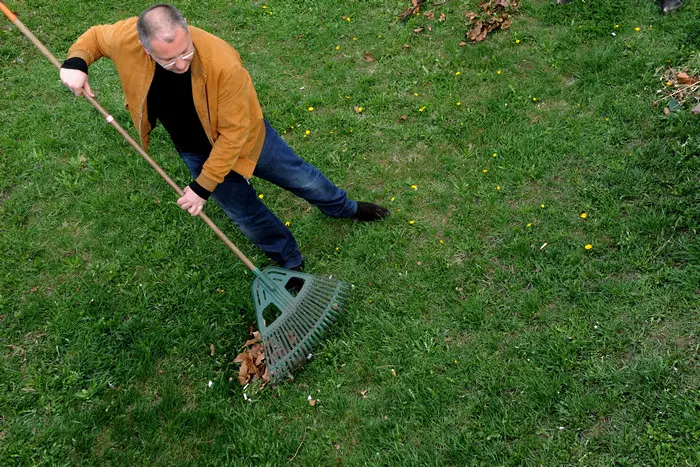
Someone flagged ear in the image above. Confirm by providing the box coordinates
[139,41,150,56]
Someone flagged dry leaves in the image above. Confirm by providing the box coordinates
[465,0,518,43]
[655,67,700,113]
[400,0,428,21]
[233,331,270,386]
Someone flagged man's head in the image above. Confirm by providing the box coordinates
[137,4,193,74]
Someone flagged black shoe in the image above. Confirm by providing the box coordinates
[662,0,683,13]
[351,202,390,222]
[285,260,305,295]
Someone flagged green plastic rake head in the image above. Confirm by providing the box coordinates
[252,267,350,384]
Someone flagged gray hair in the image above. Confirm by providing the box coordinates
[136,4,188,51]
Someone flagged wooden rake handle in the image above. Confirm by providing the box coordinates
[0,2,259,273]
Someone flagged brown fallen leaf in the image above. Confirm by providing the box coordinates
[364,51,376,62]
[360,389,369,398]
[398,115,408,122]
[663,107,671,115]
[413,27,424,34]
[403,43,411,49]
[439,13,446,22]
[677,72,698,85]
[423,11,435,20]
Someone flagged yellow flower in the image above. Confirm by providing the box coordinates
[540,203,545,208]
[585,244,593,250]
[346,16,351,22]
[353,37,357,41]
[357,106,364,112]
[483,169,488,173]
[515,39,520,44]
[419,106,426,112]
[308,106,314,111]
[605,117,609,121]
[409,220,415,225]
[285,221,291,226]
[411,184,418,190]
[335,247,340,251]
[615,24,620,28]
[526,223,532,228]
[496,185,501,190]
[414,92,419,96]
[532,97,537,102]
[666,81,672,86]
[497,70,502,75]
[262,5,267,8]
[492,152,498,157]
[635,27,640,32]
[335,45,340,50]
[378,35,382,38]
[580,212,588,219]
[305,130,311,135]
[456,101,461,106]
[258,194,264,199]
[455,71,461,75]
[439,239,445,244]
[390,197,395,202]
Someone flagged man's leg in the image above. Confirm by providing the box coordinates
[179,151,303,269]
[254,120,389,221]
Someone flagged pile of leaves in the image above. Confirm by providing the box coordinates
[233,329,270,386]
[464,0,519,43]
[655,67,700,115]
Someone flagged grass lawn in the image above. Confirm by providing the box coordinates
[1,0,698,464]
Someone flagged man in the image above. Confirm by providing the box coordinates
[60,4,389,271]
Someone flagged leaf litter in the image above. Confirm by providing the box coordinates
[655,67,700,114]
[464,0,519,43]
[233,329,270,387]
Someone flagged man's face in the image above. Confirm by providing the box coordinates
[147,26,194,74]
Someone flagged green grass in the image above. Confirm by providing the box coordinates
[1,0,698,464]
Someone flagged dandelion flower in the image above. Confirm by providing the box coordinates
[335,45,340,50]
[580,212,588,219]
[635,27,640,31]
[456,101,461,106]
[308,106,314,111]
[346,16,351,22]
[527,223,532,228]
[532,97,537,102]
[540,203,545,208]
[666,81,672,86]
[409,220,415,225]
[419,106,426,112]
[439,239,445,244]
[492,152,498,157]
[285,221,291,226]
[483,169,488,173]
[496,185,501,190]
[356,106,364,112]
[585,244,593,250]
[353,37,357,41]
[258,194,264,199]
[414,92,419,96]
[615,24,620,28]
[305,130,311,135]
[390,196,395,202]
[411,185,418,190]
[455,71,461,75]
[515,39,521,44]
[497,70,502,75]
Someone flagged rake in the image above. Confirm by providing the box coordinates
[0,3,350,384]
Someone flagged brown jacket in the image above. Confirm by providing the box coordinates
[67,17,265,192]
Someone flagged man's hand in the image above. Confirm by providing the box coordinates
[177,186,206,216]
[59,68,95,97]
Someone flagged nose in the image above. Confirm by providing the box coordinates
[175,58,189,72]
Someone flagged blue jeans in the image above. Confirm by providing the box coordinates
[178,119,357,268]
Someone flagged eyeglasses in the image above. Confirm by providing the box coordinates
[154,45,195,69]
